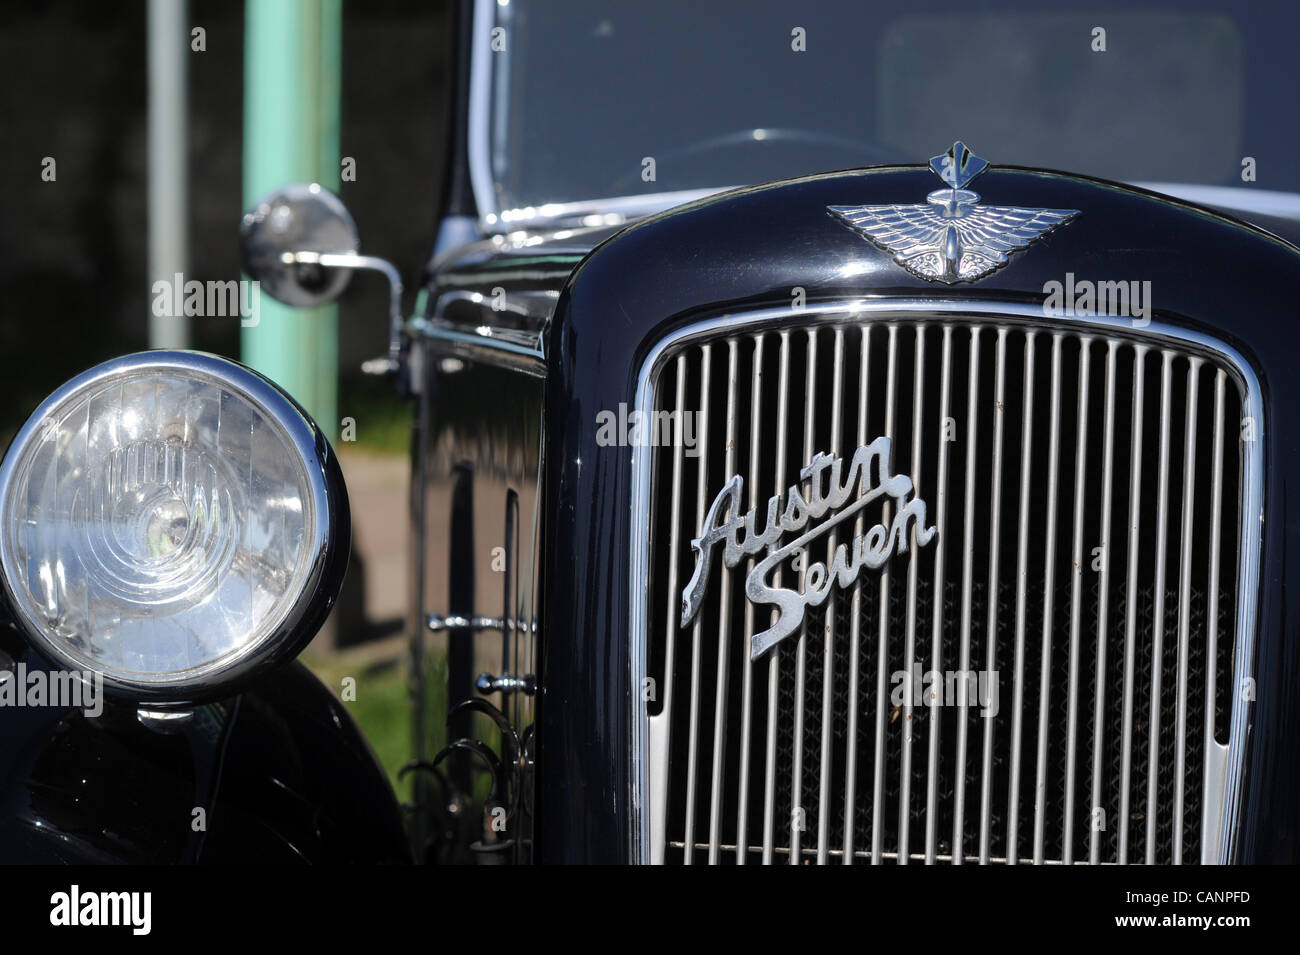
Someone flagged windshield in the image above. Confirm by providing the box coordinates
[484,0,1300,218]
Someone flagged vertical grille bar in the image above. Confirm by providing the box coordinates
[788,331,817,864]
[650,354,688,863]
[924,326,954,863]
[681,344,711,862]
[842,325,871,864]
[1145,350,1175,864]
[1007,331,1038,863]
[898,325,926,864]
[870,324,899,864]
[816,328,846,864]
[1088,340,1117,865]
[1172,357,1203,863]
[763,650,779,862]
[952,325,982,864]
[1119,344,1148,863]
[978,326,1009,864]
[706,340,740,863]
[1032,334,1064,863]
[1200,371,1227,857]
[735,334,765,864]
[761,331,792,864]
[1062,336,1092,863]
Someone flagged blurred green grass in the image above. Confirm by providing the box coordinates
[302,651,414,803]
[302,646,465,810]
[337,373,413,456]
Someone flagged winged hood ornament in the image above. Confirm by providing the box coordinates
[829,141,1079,284]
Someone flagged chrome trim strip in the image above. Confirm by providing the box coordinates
[486,189,731,233]
[412,319,546,378]
[629,299,1263,865]
[1202,372,1229,863]
[681,345,712,862]
[647,355,688,865]
[1221,349,1260,865]
[431,287,560,325]
[1132,182,1300,221]
[467,0,495,228]
[426,613,537,633]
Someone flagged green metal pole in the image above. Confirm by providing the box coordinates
[242,0,341,441]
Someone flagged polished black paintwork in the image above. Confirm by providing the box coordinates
[0,624,410,863]
[533,163,1300,862]
[407,335,544,863]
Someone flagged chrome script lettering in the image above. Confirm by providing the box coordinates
[680,436,936,659]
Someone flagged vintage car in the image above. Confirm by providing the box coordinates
[3,0,1299,865]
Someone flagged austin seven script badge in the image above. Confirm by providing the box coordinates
[828,141,1079,283]
[680,437,936,660]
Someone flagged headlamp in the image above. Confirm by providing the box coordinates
[0,351,347,702]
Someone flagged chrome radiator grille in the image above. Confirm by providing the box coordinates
[638,307,1258,865]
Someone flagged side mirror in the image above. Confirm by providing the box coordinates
[240,183,405,374]
[240,183,360,307]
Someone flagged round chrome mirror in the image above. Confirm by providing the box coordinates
[240,183,359,307]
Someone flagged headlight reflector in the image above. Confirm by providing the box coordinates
[0,351,343,700]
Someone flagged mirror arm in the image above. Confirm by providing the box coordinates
[281,251,405,373]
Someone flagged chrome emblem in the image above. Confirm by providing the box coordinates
[680,437,936,660]
[829,141,1079,284]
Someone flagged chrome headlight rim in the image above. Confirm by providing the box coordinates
[0,350,349,704]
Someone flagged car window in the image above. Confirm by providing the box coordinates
[487,0,1296,214]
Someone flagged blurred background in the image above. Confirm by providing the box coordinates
[1,0,454,796]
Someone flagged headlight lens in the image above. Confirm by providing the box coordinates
[0,351,342,700]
